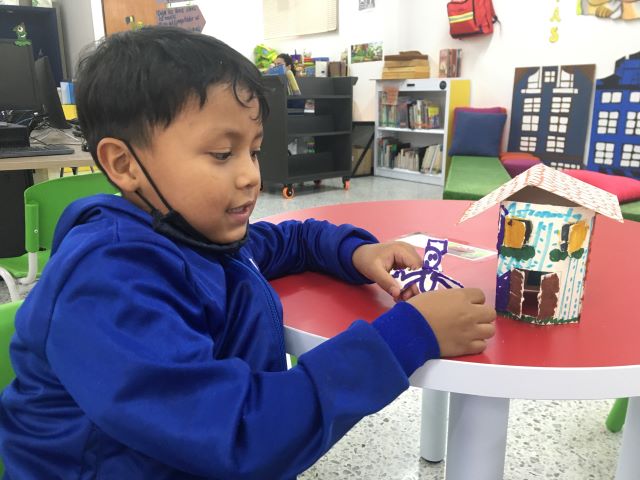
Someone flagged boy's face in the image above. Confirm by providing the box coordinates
[129,84,263,244]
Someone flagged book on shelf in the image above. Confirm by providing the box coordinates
[377,138,443,174]
[439,49,461,78]
[419,144,443,174]
[379,98,441,129]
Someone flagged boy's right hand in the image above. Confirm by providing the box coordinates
[407,288,496,357]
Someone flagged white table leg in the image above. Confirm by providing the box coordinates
[446,393,510,480]
[420,388,448,462]
[616,397,640,480]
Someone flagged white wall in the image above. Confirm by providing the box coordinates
[265,0,401,121]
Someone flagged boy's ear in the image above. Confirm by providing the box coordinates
[96,138,143,193]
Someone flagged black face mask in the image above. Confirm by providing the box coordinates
[122,140,248,255]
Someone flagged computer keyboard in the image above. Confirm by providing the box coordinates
[0,144,75,159]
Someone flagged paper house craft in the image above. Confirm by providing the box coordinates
[459,164,623,325]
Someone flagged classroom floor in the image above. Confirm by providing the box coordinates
[0,175,623,479]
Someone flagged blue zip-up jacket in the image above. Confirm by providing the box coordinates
[0,194,439,479]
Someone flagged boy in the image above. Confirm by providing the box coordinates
[0,27,495,479]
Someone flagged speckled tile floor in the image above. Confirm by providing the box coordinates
[0,175,624,479]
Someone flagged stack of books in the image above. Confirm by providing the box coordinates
[382,51,430,79]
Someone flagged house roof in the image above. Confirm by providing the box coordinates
[459,163,624,223]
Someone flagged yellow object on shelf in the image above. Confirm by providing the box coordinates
[62,104,77,120]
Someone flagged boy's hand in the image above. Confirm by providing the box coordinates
[352,242,422,301]
[408,288,496,357]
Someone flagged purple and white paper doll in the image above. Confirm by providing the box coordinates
[391,238,464,293]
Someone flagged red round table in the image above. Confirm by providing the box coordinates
[263,200,640,480]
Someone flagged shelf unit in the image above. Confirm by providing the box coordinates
[260,76,357,198]
[374,78,470,186]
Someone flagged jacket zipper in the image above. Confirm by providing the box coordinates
[229,257,287,370]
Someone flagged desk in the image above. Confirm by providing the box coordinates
[264,200,640,480]
[0,144,94,182]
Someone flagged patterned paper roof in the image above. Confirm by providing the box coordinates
[459,163,624,223]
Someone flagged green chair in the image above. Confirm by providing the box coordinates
[0,300,22,476]
[606,398,629,433]
[0,173,118,302]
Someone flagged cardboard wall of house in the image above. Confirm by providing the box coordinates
[496,201,595,325]
[507,64,596,170]
[586,51,640,180]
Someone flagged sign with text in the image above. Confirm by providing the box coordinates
[156,5,206,33]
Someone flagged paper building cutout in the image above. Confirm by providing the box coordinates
[459,163,622,325]
[586,51,640,179]
[507,64,596,169]
[391,238,464,293]
[578,1,640,19]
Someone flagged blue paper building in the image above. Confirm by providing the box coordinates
[586,52,640,179]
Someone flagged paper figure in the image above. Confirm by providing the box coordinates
[13,23,31,47]
[459,163,623,325]
[391,238,464,293]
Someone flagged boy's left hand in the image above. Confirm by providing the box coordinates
[352,242,422,302]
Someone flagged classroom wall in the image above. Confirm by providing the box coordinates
[401,0,640,146]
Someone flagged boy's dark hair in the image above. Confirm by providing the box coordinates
[76,26,269,163]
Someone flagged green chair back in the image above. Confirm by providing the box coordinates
[0,301,20,390]
[24,173,118,253]
[0,300,22,477]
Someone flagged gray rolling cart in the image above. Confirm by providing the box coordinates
[260,76,357,198]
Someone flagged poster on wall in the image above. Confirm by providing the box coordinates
[586,51,640,179]
[577,0,640,19]
[507,64,596,169]
[350,42,383,63]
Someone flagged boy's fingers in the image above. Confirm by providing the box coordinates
[468,339,488,355]
[463,288,486,305]
[474,305,497,323]
[476,322,496,339]
[391,243,423,271]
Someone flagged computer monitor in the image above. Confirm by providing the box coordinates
[0,39,39,112]
[34,56,69,129]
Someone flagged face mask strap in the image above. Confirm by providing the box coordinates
[122,139,174,215]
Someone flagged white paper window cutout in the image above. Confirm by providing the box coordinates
[602,92,612,103]
[520,136,537,152]
[594,142,615,165]
[631,92,640,103]
[625,112,640,136]
[597,111,618,134]
[549,115,568,134]
[559,69,574,88]
[544,70,557,83]
[523,97,541,113]
[522,115,539,132]
[547,135,565,153]
[551,96,572,113]
[611,92,623,103]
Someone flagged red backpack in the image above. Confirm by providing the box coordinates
[447,0,498,39]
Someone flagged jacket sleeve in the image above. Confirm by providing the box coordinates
[45,242,412,479]
[247,219,378,282]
